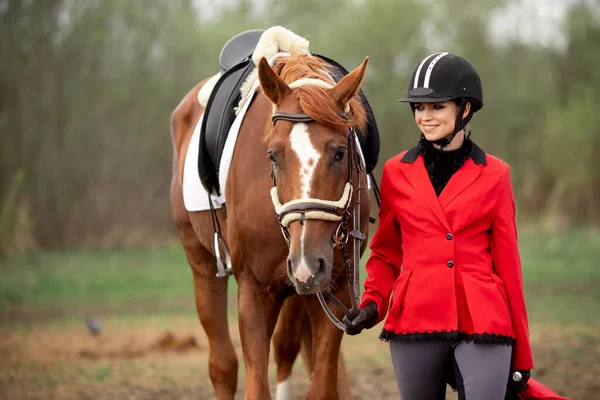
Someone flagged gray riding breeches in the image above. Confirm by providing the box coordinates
[389,340,512,400]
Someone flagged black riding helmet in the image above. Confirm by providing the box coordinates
[398,52,483,148]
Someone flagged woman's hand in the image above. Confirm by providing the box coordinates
[342,302,378,335]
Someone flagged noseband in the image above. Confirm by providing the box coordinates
[269,110,366,333]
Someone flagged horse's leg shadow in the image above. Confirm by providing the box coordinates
[236,268,283,399]
[273,294,353,400]
[304,280,353,400]
[273,294,307,399]
[177,216,238,400]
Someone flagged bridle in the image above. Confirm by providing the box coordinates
[269,108,367,333]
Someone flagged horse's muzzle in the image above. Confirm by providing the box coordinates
[287,256,330,294]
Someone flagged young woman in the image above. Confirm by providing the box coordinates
[343,53,534,399]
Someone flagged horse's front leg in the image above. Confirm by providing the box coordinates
[305,280,351,400]
[237,270,282,399]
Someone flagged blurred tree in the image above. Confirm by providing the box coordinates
[0,0,598,251]
[0,0,218,248]
[538,1,600,225]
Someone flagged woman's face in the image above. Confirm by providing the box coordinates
[413,101,470,141]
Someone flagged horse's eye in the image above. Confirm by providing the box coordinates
[334,149,346,162]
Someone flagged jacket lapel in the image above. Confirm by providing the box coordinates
[399,156,451,232]
[438,159,482,209]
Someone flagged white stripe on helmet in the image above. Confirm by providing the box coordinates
[413,53,438,88]
[423,52,449,88]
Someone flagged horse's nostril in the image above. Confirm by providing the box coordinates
[287,258,293,276]
[318,258,326,273]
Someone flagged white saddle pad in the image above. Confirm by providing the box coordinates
[182,78,260,211]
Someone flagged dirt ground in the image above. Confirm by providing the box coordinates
[0,313,597,399]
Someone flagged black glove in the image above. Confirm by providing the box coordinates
[506,369,530,399]
[342,302,378,335]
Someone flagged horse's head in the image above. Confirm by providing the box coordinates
[258,55,369,295]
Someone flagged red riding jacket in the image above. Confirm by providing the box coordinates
[360,143,534,370]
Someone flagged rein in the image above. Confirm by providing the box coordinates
[270,111,366,333]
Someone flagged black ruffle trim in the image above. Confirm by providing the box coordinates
[379,329,515,346]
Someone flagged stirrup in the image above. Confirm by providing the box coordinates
[214,232,232,277]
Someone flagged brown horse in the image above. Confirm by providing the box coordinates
[170,52,371,399]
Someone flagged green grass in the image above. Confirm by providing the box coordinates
[0,244,199,313]
[518,229,600,326]
[519,229,600,285]
[1,230,599,326]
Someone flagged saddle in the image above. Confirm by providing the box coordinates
[198,31,381,196]
[198,29,265,196]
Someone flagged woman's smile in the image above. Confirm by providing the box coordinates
[422,124,439,132]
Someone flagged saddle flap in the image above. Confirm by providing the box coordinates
[219,29,265,71]
[199,60,256,195]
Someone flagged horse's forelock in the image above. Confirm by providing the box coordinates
[270,55,368,134]
[297,86,367,132]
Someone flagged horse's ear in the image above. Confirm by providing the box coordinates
[330,56,369,110]
[258,57,290,106]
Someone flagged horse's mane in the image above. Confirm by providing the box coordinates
[270,54,368,134]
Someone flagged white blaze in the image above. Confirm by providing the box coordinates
[290,123,320,282]
[290,123,320,199]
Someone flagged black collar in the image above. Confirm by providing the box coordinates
[401,140,487,165]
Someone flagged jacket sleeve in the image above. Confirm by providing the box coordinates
[359,163,403,324]
[490,167,534,370]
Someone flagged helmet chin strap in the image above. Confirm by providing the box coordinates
[426,98,473,151]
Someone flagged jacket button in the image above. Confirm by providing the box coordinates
[446,233,453,240]
[447,260,454,268]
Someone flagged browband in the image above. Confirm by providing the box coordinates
[272,112,314,124]
[272,111,350,125]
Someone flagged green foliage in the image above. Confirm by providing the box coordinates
[0,0,598,250]
[541,87,600,219]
